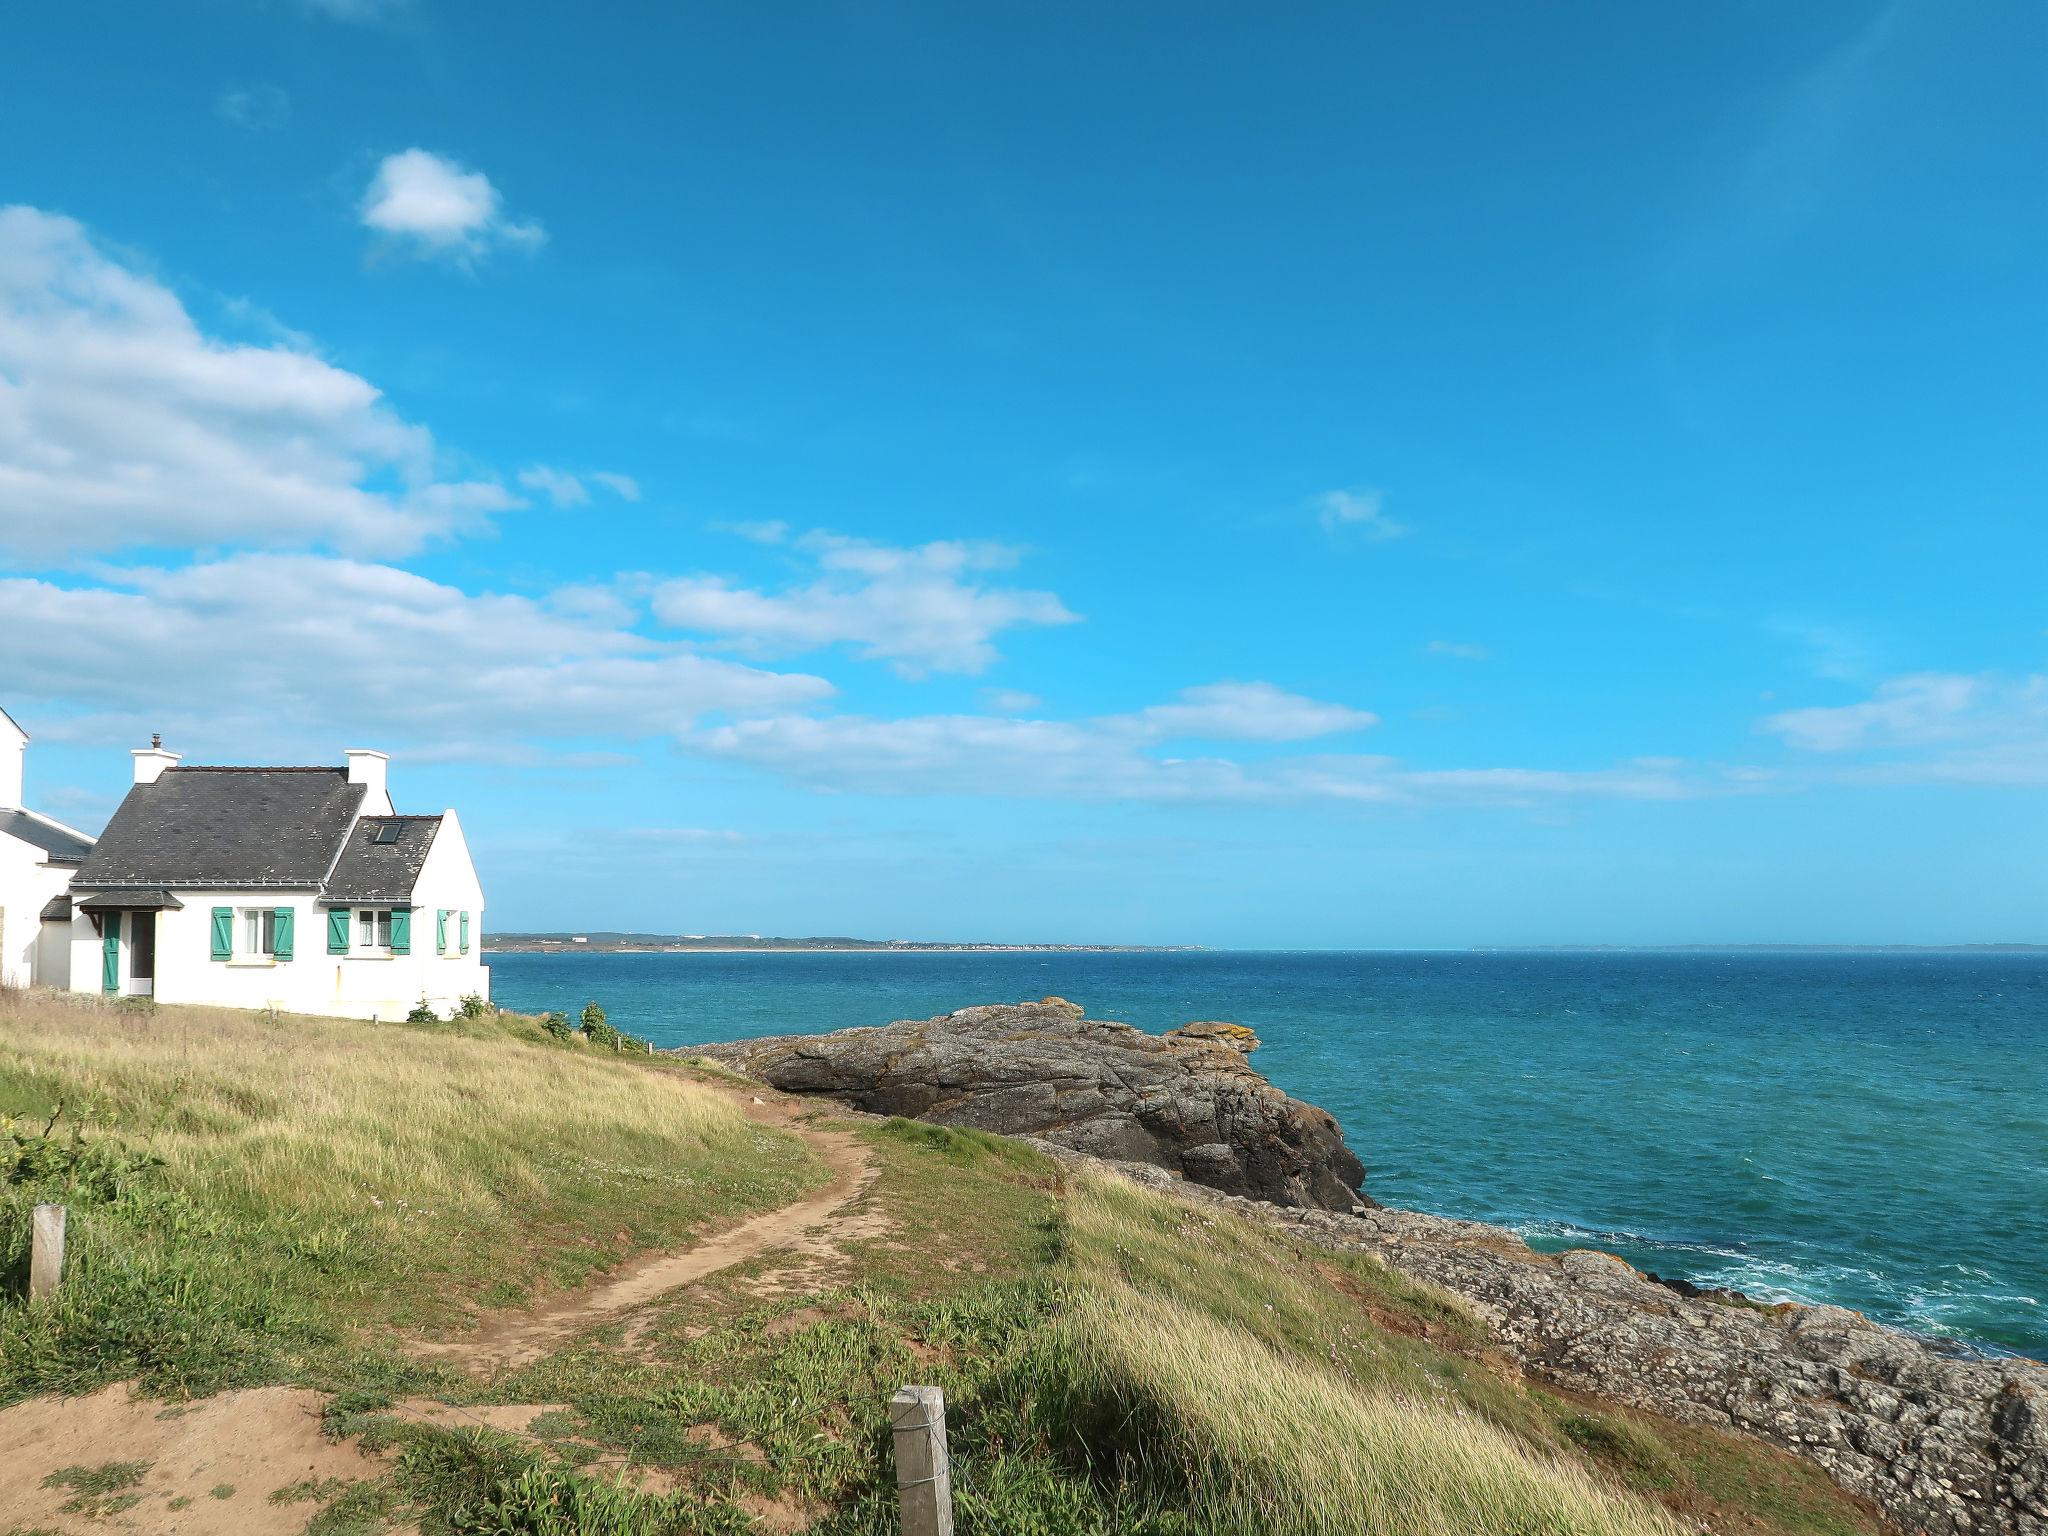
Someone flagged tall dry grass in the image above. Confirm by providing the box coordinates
[0,989,784,1232]
[1054,1173,1685,1536]
[0,989,824,1396]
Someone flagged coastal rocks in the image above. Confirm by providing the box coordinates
[1046,1148,2048,1536]
[689,998,1370,1211]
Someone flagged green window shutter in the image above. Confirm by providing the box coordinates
[390,909,412,955]
[210,906,233,961]
[327,908,350,954]
[436,909,448,954]
[459,911,470,954]
[102,912,122,992]
[273,906,295,962]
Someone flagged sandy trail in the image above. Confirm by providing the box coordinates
[411,1096,878,1370]
[0,1084,874,1535]
[0,1383,384,1536]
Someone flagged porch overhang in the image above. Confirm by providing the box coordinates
[75,889,186,913]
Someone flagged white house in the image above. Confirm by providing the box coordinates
[0,707,98,990]
[59,734,488,1020]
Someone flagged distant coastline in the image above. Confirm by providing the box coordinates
[484,932,1199,954]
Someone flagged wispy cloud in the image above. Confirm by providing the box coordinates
[0,555,832,759]
[359,149,546,264]
[684,685,1709,808]
[0,205,516,561]
[1314,488,1407,542]
[1670,2,1908,292]
[690,706,1706,808]
[1761,672,2048,786]
[652,529,1078,677]
[215,84,290,131]
[1427,640,1490,661]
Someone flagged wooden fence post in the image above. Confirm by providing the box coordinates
[30,1203,65,1301]
[889,1384,953,1536]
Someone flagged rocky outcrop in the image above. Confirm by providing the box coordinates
[691,995,2048,1535]
[689,997,1369,1211]
[1044,1147,2048,1536]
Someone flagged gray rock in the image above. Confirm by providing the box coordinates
[689,997,1370,1211]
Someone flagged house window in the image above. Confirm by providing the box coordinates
[356,908,393,953]
[240,908,277,958]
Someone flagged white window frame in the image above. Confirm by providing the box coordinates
[239,906,277,959]
[355,908,393,954]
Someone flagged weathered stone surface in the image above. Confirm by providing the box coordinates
[690,997,1369,1210]
[1038,1144,2048,1536]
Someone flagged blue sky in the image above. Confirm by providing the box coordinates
[1,0,2043,945]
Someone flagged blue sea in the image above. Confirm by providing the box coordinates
[490,948,2048,1358]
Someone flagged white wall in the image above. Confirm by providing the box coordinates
[0,834,79,988]
[400,809,489,1014]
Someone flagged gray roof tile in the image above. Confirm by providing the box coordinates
[322,815,441,904]
[72,768,366,889]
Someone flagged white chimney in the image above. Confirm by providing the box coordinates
[0,711,24,809]
[345,749,393,814]
[132,734,181,785]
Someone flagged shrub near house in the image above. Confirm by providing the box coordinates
[60,741,488,1021]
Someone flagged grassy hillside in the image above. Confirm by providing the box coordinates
[0,991,1886,1536]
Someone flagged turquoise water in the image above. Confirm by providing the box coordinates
[489,948,2048,1357]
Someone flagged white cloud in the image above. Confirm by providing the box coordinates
[1117,682,1376,743]
[359,150,545,263]
[982,688,1042,714]
[1761,671,2048,784]
[1427,640,1490,661]
[1315,488,1407,541]
[517,467,642,509]
[683,683,1700,807]
[0,554,832,756]
[652,530,1078,676]
[687,705,1700,807]
[215,85,290,131]
[0,205,516,561]
[518,465,590,508]
[1763,673,1989,752]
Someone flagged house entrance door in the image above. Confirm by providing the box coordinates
[128,912,156,996]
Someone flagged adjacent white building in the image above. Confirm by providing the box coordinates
[0,707,97,990]
[8,719,490,1020]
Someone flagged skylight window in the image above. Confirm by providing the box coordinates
[372,823,401,844]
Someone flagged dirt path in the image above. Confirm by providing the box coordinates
[0,1086,875,1535]
[0,1383,385,1536]
[412,1096,878,1371]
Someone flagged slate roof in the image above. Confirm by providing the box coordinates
[1,808,95,864]
[40,894,70,922]
[321,815,442,905]
[72,767,366,889]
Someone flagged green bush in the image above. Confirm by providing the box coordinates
[576,1003,652,1054]
[538,1012,574,1041]
[405,999,440,1025]
[456,993,491,1020]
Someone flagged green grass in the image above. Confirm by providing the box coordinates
[39,1459,150,1517]
[0,989,826,1400]
[0,992,1888,1536]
